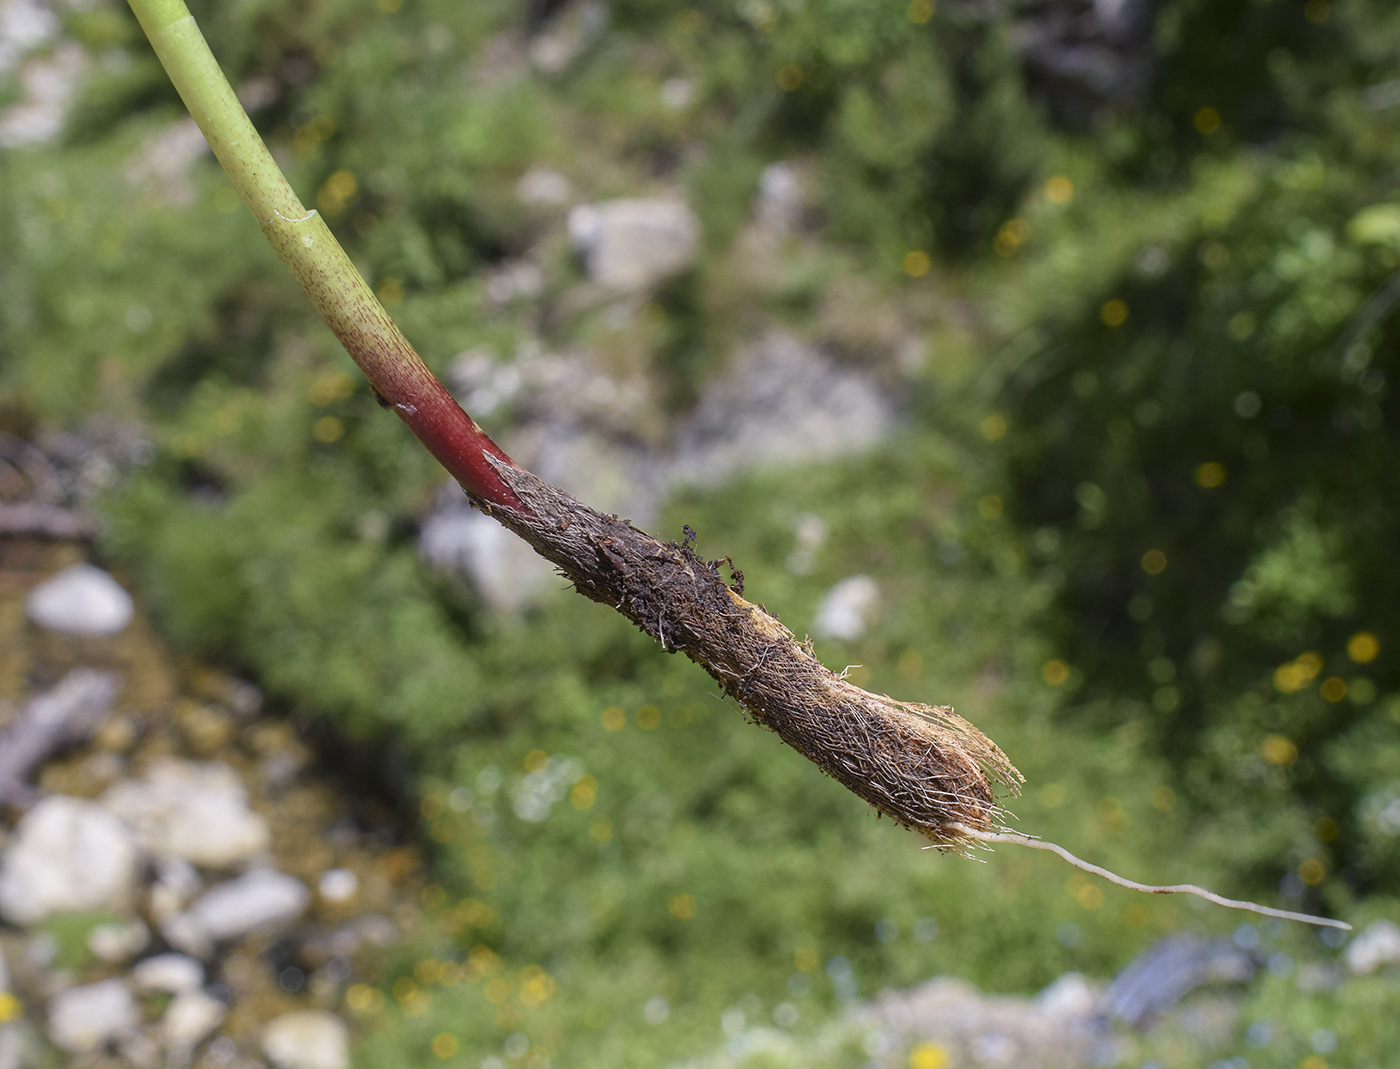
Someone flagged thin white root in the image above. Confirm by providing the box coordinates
[942,824,1352,931]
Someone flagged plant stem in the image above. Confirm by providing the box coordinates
[125,0,1023,850]
[125,0,1348,930]
[126,0,524,514]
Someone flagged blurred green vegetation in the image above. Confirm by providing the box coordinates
[3,0,1400,1065]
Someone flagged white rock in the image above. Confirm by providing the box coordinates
[812,576,881,642]
[0,0,61,79]
[755,161,806,235]
[132,953,204,993]
[87,918,150,963]
[159,913,213,961]
[1345,919,1400,975]
[161,989,225,1050]
[420,501,557,612]
[122,117,209,206]
[46,979,138,1053]
[260,1010,350,1069]
[177,868,309,946]
[114,1026,163,1069]
[672,331,893,490]
[660,76,692,110]
[317,869,358,904]
[23,933,56,970]
[1034,972,1097,1018]
[25,562,134,636]
[0,796,138,924]
[528,0,607,74]
[0,1024,21,1069]
[101,758,271,869]
[0,40,87,149]
[516,167,573,208]
[148,854,202,921]
[568,198,700,290]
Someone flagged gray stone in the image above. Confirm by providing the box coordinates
[852,975,1095,1069]
[161,989,225,1051]
[568,198,700,290]
[419,498,558,612]
[0,0,61,79]
[172,868,309,951]
[755,161,807,236]
[660,76,692,110]
[122,117,209,206]
[516,167,573,208]
[0,795,139,924]
[24,562,134,636]
[101,758,271,869]
[46,979,138,1053]
[87,918,150,963]
[114,1026,162,1069]
[0,668,120,807]
[0,40,87,149]
[1095,935,1255,1028]
[148,854,202,922]
[812,576,881,642]
[0,1018,45,1069]
[528,0,607,75]
[317,868,358,904]
[260,1010,349,1069]
[672,331,893,491]
[1345,919,1400,975]
[1034,972,1098,1019]
[159,913,213,961]
[23,933,55,970]
[132,953,204,993]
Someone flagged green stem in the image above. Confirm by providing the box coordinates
[126,0,524,514]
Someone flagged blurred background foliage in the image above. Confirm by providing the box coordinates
[3,0,1400,1065]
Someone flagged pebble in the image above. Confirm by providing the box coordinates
[567,198,700,290]
[516,166,573,208]
[1034,972,1098,1018]
[1345,919,1400,975]
[148,854,202,922]
[755,161,807,236]
[115,1025,163,1069]
[2,533,421,1069]
[132,952,204,993]
[161,988,226,1050]
[260,1010,350,1069]
[812,575,881,642]
[101,758,271,869]
[317,868,359,904]
[167,868,310,955]
[672,331,892,492]
[87,918,151,963]
[0,1024,22,1069]
[0,795,138,924]
[46,978,138,1053]
[419,503,556,612]
[25,562,134,636]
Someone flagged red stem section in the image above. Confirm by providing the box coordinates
[255,210,527,515]
[358,338,525,517]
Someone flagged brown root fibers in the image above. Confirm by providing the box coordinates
[472,461,1349,929]
[476,460,1023,850]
